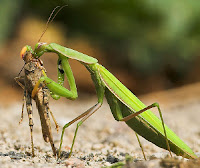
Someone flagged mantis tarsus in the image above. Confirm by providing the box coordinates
[19,42,197,160]
[15,49,59,156]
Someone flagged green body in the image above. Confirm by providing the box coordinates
[25,42,197,159]
[96,64,196,159]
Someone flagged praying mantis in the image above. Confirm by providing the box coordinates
[16,6,197,160]
[19,42,197,160]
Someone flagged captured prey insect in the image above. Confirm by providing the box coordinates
[18,42,198,160]
[15,48,59,156]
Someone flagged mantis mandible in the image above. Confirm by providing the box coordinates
[19,42,197,160]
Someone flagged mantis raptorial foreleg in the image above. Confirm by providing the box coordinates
[32,56,78,101]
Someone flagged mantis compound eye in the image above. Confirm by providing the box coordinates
[20,46,27,59]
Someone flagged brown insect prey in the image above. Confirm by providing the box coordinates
[16,51,58,156]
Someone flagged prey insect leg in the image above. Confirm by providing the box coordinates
[46,104,59,132]
[42,87,57,156]
[19,90,26,124]
[14,76,25,90]
[26,92,35,157]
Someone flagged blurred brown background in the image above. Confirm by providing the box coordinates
[1,0,200,103]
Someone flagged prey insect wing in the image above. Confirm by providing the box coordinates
[34,86,57,155]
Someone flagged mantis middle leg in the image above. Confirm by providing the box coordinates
[58,103,102,158]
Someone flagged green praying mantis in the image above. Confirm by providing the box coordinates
[19,42,197,160]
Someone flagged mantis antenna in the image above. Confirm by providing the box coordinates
[38,5,68,42]
[16,5,68,81]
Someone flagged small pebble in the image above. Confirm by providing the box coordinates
[91,143,104,150]
[0,156,11,162]
[65,158,85,168]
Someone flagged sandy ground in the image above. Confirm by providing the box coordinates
[0,85,200,167]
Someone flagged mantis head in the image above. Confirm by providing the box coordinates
[33,42,48,58]
[20,43,49,61]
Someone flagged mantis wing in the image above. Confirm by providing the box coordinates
[97,64,197,159]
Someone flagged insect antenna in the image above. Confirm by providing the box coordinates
[17,63,26,77]
[13,63,26,89]
[38,5,68,42]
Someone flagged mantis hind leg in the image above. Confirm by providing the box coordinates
[105,90,171,159]
[121,103,172,158]
[135,132,147,160]
[58,103,102,159]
